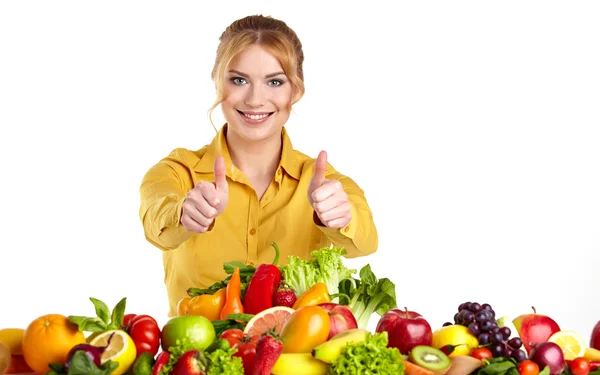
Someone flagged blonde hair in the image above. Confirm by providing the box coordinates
[208,15,306,132]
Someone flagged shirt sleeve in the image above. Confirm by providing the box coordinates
[139,154,198,251]
[315,172,379,258]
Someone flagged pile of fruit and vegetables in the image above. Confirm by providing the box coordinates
[2,243,600,375]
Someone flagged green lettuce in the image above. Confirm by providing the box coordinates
[280,246,356,297]
[328,331,404,374]
[206,347,244,375]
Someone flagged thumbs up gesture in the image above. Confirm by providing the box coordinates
[308,151,352,229]
[181,156,229,233]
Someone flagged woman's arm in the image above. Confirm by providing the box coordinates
[139,154,197,251]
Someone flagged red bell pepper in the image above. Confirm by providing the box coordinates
[243,242,281,314]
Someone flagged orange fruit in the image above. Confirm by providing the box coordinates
[22,314,86,374]
[243,306,295,338]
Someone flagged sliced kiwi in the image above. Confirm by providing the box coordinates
[409,345,452,374]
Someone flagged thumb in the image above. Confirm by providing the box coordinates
[213,155,228,191]
[309,150,327,191]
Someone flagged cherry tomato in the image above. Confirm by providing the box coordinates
[569,357,591,375]
[280,305,330,353]
[471,347,493,360]
[127,314,161,356]
[517,360,540,375]
[233,341,256,375]
[220,328,245,347]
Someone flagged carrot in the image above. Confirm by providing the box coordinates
[403,359,435,375]
[219,266,244,319]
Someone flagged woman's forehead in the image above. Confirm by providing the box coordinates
[228,44,285,77]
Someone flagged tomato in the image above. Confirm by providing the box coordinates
[279,305,330,353]
[122,314,137,329]
[220,329,244,347]
[569,357,591,375]
[233,341,256,375]
[517,360,540,375]
[126,314,161,356]
[470,347,493,360]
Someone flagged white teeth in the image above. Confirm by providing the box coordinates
[244,113,270,120]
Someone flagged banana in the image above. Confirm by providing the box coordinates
[584,347,600,361]
[271,353,329,375]
[312,328,370,364]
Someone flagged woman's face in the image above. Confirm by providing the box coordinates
[221,44,296,145]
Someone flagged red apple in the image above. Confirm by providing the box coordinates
[512,306,561,353]
[318,303,359,340]
[375,307,432,354]
[591,320,600,350]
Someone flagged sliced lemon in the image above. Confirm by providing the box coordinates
[547,330,586,360]
[90,330,136,375]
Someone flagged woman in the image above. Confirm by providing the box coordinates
[139,14,378,317]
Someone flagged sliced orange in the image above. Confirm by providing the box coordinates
[243,306,295,338]
[547,330,586,360]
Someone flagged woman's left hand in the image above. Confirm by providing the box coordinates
[307,151,352,229]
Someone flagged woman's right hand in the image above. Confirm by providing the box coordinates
[181,156,229,233]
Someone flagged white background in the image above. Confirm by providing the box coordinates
[1,0,599,344]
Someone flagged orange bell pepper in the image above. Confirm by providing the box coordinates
[220,266,244,319]
[176,287,226,321]
[292,282,331,309]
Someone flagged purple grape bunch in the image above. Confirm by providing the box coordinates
[443,301,528,363]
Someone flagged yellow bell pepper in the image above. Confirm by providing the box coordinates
[292,282,330,309]
[177,287,226,321]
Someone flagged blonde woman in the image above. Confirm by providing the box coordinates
[139,14,379,317]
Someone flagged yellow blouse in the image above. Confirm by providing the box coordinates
[139,124,378,317]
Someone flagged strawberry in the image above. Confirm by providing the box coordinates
[273,282,296,308]
[171,349,208,375]
[252,332,284,375]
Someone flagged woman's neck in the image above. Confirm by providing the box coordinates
[226,130,282,180]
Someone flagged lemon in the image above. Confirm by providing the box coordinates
[90,330,137,375]
[547,330,586,360]
[432,325,479,357]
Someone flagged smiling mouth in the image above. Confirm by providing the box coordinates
[237,110,274,120]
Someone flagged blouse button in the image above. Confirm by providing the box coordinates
[249,228,256,235]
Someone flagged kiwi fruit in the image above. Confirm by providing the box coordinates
[408,345,452,375]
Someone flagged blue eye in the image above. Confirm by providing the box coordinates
[231,77,246,85]
[269,79,283,87]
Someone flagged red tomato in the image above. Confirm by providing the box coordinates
[220,328,244,347]
[122,313,137,329]
[233,341,256,375]
[569,357,591,375]
[518,360,540,375]
[127,314,161,356]
[471,347,493,360]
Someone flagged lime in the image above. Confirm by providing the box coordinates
[161,315,216,352]
[132,352,154,375]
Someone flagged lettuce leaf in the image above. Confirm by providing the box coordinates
[280,247,356,297]
[328,331,404,374]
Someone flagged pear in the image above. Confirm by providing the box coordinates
[311,328,370,364]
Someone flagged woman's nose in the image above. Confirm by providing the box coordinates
[245,84,266,107]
